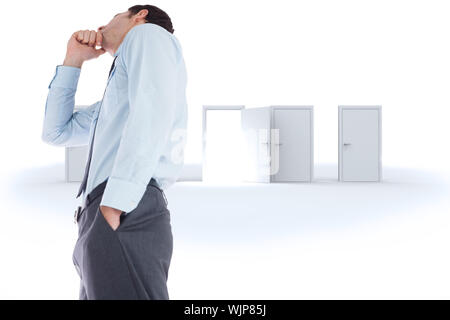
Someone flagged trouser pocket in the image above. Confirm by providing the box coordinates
[148,184,168,207]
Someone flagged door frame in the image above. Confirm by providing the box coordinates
[338,105,382,182]
[202,105,246,181]
[269,105,314,182]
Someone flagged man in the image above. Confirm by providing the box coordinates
[41,5,188,299]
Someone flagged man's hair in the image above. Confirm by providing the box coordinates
[127,4,174,34]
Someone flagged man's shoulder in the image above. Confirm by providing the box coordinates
[121,23,183,65]
[128,23,174,41]
[126,23,182,54]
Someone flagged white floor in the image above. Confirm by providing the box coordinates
[0,163,449,299]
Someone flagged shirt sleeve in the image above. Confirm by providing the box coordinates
[42,65,98,147]
[100,27,178,215]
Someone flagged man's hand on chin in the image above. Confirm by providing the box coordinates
[99,205,124,231]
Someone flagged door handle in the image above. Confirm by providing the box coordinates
[343,143,351,146]
[273,143,283,145]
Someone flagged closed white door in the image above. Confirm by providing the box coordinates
[241,108,271,182]
[66,146,88,182]
[340,108,381,181]
[272,108,312,182]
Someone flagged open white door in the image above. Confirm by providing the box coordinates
[272,108,313,182]
[241,108,271,183]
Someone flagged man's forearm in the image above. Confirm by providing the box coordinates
[42,65,81,145]
[63,55,84,68]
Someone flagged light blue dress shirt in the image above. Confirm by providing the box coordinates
[42,23,188,215]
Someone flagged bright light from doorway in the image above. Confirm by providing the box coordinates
[203,109,245,183]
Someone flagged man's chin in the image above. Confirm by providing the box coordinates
[100,45,111,55]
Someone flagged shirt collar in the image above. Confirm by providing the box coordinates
[113,42,124,57]
[113,31,131,57]
[113,24,141,57]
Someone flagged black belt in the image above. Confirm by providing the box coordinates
[74,177,164,224]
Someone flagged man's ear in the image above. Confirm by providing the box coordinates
[140,9,149,17]
[135,9,149,22]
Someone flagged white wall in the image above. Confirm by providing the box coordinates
[1,0,449,174]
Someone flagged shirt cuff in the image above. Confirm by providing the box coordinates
[99,177,147,215]
[48,65,81,89]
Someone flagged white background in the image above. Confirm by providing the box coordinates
[2,0,450,170]
[0,0,449,299]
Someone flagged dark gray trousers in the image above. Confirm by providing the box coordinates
[72,178,173,300]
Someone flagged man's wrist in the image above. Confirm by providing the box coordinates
[63,56,84,68]
[100,205,123,215]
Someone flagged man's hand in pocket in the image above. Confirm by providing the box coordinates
[99,205,123,231]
